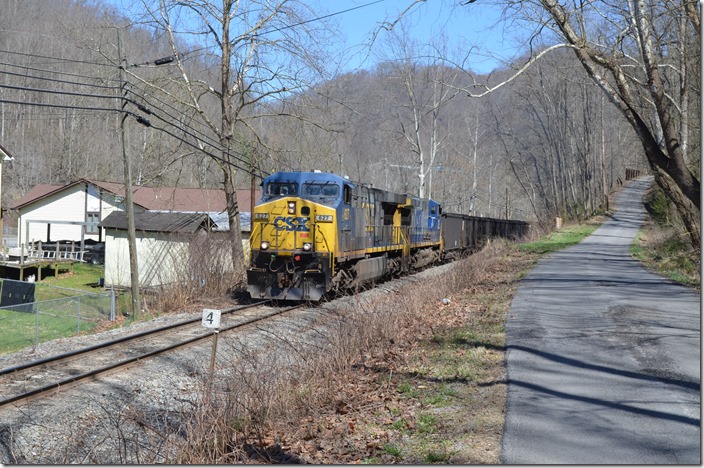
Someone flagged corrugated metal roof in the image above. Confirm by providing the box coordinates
[100,211,216,233]
[207,211,252,232]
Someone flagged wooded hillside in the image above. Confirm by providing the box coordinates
[0,0,699,234]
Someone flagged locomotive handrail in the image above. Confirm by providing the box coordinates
[400,228,410,257]
[314,223,332,253]
[247,223,262,265]
[313,225,335,274]
[365,224,407,250]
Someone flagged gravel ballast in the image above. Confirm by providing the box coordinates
[0,266,454,464]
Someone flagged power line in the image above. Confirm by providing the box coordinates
[121,93,271,178]
[0,71,269,177]
[257,0,387,36]
[119,75,295,174]
[0,71,216,147]
[0,78,255,173]
[122,87,262,168]
[0,98,118,114]
[143,119,262,179]
[0,62,119,90]
[0,82,118,101]
[0,95,264,178]
[0,48,115,68]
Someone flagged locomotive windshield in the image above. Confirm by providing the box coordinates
[263,181,299,200]
[302,182,340,200]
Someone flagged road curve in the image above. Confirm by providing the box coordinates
[501,176,700,464]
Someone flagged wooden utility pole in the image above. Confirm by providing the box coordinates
[250,147,257,219]
[117,27,141,317]
[0,145,13,248]
[600,94,608,211]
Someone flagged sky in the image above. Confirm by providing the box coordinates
[316,0,523,74]
[108,0,524,75]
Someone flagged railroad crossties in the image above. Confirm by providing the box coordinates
[0,253,504,463]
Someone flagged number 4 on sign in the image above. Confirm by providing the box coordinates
[202,309,221,329]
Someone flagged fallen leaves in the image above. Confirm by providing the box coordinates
[230,245,537,464]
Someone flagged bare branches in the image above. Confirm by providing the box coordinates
[523,0,700,243]
[462,43,576,98]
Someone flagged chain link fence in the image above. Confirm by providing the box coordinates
[0,279,116,355]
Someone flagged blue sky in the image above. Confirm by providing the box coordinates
[108,0,522,75]
[318,0,523,74]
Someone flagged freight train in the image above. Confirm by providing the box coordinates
[246,170,529,301]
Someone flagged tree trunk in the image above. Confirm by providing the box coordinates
[223,166,245,286]
[539,0,701,247]
[652,169,701,250]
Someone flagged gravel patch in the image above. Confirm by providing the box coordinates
[0,265,454,464]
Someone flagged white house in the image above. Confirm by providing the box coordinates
[9,179,260,248]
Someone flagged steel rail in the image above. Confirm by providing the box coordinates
[0,302,307,409]
[0,301,269,377]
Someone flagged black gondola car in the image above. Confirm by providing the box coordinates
[441,213,529,259]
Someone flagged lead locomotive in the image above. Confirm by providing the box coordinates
[246,170,527,301]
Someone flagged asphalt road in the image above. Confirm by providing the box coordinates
[501,176,700,464]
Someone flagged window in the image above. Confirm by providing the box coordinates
[303,182,340,198]
[264,182,298,199]
[86,212,100,234]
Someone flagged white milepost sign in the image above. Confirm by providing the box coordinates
[202,308,221,329]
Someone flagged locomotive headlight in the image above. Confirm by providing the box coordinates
[287,201,296,214]
[302,242,312,252]
[260,241,270,251]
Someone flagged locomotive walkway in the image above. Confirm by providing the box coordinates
[501,176,700,464]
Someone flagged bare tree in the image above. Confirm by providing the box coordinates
[381,26,461,199]
[479,0,701,245]
[131,0,332,283]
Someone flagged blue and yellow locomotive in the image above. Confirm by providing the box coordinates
[246,171,442,301]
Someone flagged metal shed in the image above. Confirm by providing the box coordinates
[100,211,218,289]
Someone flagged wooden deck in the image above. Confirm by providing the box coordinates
[1,242,82,280]
[0,258,77,281]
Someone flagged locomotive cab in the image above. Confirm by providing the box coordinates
[247,172,344,301]
[246,170,455,301]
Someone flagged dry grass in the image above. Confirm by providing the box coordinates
[142,233,240,314]
[633,222,700,289]
[24,240,535,464]
[161,241,539,464]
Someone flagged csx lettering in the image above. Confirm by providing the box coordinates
[273,216,310,231]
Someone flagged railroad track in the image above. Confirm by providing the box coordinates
[0,301,308,408]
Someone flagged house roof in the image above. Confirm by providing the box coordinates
[9,184,64,209]
[100,211,216,233]
[0,143,15,160]
[10,178,261,213]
